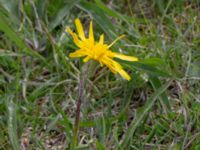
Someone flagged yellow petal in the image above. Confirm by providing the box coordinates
[69,49,86,58]
[66,26,82,47]
[101,58,117,73]
[65,26,69,33]
[112,60,131,80]
[118,69,131,81]
[112,60,123,72]
[103,58,131,80]
[106,50,115,58]
[83,56,91,62]
[66,26,73,35]
[99,34,104,45]
[108,35,125,48]
[89,21,94,42]
[114,53,138,61]
[99,60,104,66]
[75,18,86,40]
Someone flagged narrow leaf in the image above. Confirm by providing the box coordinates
[7,97,20,150]
[149,76,171,112]
[0,9,46,62]
[119,80,172,149]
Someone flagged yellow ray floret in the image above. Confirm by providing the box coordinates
[66,18,139,81]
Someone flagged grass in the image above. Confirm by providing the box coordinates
[0,0,200,149]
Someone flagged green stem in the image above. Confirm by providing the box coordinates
[71,63,89,148]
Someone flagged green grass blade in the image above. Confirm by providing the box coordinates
[0,0,20,21]
[119,80,172,149]
[78,1,117,39]
[48,0,80,31]
[7,97,20,150]
[96,140,106,150]
[121,59,171,77]
[94,0,125,20]
[94,0,142,24]
[0,8,46,62]
[149,76,171,112]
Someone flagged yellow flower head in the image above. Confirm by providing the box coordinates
[66,18,138,81]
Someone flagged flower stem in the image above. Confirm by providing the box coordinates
[71,64,89,148]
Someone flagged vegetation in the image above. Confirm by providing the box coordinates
[0,0,200,149]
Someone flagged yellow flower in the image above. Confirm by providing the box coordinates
[66,18,138,81]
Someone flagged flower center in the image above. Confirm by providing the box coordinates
[92,43,108,61]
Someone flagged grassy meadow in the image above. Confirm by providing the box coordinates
[0,0,200,149]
